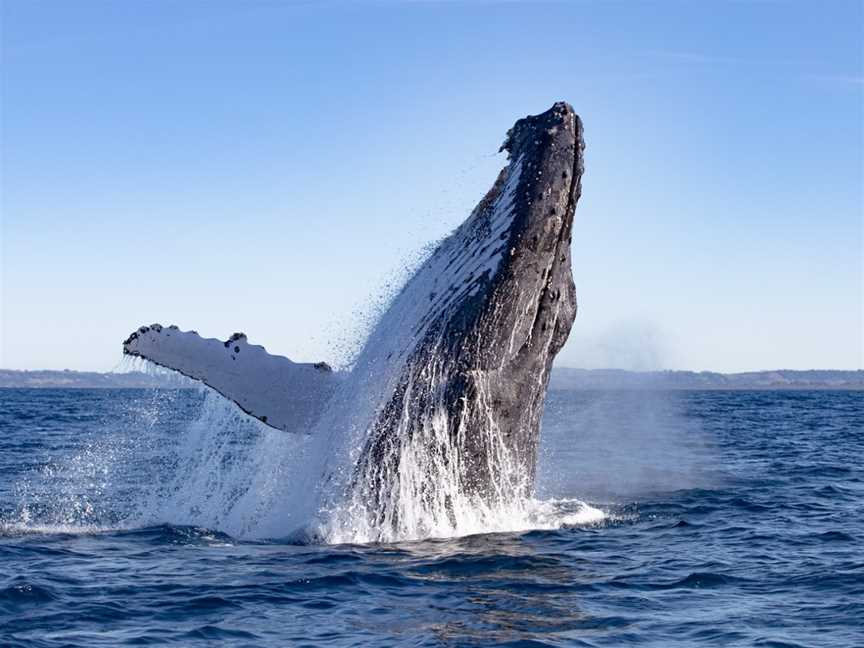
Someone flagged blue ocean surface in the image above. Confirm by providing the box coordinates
[1,388,861,647]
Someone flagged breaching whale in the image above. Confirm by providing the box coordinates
[124,102,585,538]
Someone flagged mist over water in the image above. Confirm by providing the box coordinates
[538,323,718,502]
[538,389,719,501]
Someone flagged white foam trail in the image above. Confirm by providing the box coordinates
[321,497,606,545]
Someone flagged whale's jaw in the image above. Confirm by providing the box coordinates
[342,102,584,534]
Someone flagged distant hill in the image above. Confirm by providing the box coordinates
[550,368,864,391]
[0,369,182,389]
[1,368,861,390]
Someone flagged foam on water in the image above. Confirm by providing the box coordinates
[0,521,112,537]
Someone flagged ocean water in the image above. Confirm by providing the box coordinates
[1,387,861,647]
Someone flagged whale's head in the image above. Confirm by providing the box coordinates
[484,100,583,371]
[340,102,585,532]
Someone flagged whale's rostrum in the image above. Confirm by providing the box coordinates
[123,102,585,540]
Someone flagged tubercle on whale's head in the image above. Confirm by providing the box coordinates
[500,101,584,231]
[489,101,584,360]
[501,102,580,150]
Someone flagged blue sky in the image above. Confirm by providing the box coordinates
[1,0,861,372]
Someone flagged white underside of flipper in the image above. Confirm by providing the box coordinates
[123,325,337,434]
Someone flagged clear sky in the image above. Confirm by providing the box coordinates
[1,0,862,373]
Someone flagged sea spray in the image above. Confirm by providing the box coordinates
[537,389,720,501]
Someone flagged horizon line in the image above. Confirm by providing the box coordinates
[2,367,861,375]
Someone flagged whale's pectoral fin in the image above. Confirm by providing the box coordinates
[123,324,337,433]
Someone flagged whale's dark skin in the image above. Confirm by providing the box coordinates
[353,102,584,521]
[123,102,585,534]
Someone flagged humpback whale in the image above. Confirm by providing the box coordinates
[124,102,585,538]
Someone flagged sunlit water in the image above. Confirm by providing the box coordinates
[1,388,861,647]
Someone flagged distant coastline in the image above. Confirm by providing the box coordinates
[1,368,861,390]
[550,368,863,391]
[0,369,183,389]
